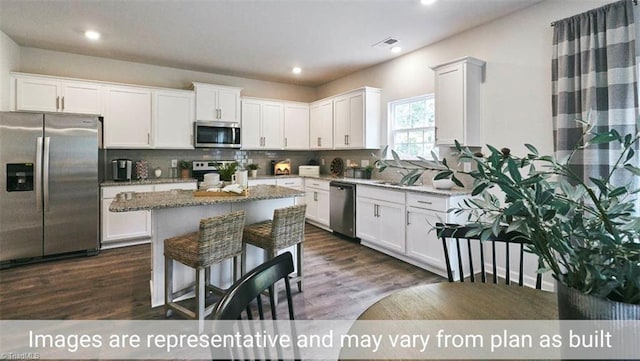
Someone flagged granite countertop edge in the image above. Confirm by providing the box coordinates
[109,185,305,212]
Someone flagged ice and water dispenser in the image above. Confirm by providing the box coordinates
[6,163,34,192]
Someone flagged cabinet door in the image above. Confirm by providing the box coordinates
[104,87,152,148]
[241,100,263,149]
[377,200,406,253]
[305,190,318,222]
[310,100,333,149]
[154,90,194,149]
[435,64,464,145]
[315,189,330,226]
[101,199,151,243]
[333,95,350,149]
[217,88,240,122]
[61,82,103,115]
[406,207,444,269]
[195,86,218,121]
[347,92,364,148]
[284,103,309,149]
[356,197,379,242]
[261,102,284,149]
[16,77,60,112]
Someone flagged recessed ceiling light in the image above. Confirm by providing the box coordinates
[292,67,302,74]
[421,0,437,5]
[84,30,101,40]
[390,46,402,53]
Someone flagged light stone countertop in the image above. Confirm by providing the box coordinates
[101,178,197,187]
[109,184,304,212]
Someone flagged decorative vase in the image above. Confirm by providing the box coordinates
[180,168,190,179]
[556,281,640,320]
[250,169,258,178]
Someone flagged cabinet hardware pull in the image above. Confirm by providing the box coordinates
[61,96,65,111]
[346,134,349,145]
[284,137,287,147]
[317,137,321,147]
[56,96,60,110]
[147,133,150,144]
[417,200,433,205]
[406,210,410,225]
[314,191,318,201]
[344,134,347,145]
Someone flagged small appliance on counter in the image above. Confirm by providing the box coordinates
[273,160,291,176]
[111,159,132,181]
[299,165,320,177]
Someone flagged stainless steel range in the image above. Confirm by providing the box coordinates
[191,160,235,184]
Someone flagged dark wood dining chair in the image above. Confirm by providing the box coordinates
[211,251,296,321]
[436,223,542,289]
[210,252,299,360]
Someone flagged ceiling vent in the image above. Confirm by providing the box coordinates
[372,37,400,50]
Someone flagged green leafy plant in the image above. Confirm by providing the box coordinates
[376,119,640,305]
[247,163,259,170]
[217,162,238,182]
[179,160,191,169]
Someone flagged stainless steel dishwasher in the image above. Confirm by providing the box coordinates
[329,181,356,238]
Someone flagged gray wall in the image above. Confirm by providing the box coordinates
[18,47,318,103]
[316,0,614,157]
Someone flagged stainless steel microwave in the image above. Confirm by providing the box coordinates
[194,121,241,148]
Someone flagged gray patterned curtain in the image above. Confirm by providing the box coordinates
[552,0,638,188]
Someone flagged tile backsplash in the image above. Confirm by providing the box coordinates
[105,146,473,188]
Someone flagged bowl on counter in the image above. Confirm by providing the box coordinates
[432,178,456,189]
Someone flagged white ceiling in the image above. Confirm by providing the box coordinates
[0,0,542,87]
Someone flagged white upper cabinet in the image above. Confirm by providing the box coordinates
[283,102,310,150]
[432,57,484,147]
[241,98,284,149]
[309,99,333,149]
[104,86,153,149]
[13,74,102,115]
[332,87,380,149]
[153,89,195,149]
[192,82,241,123]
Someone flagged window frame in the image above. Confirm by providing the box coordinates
[387,93,437,160]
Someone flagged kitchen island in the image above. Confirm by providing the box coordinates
[110,185,304,307]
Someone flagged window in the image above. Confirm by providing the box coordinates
[388,94,436,159]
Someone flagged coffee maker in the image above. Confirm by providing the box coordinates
[111,159,132,181]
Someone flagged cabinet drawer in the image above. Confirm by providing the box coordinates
[276,177,302,188]
[406,192,448,212]
[102,185,154,199]
[357,185,405,204]
[304,178,330,191]
[153,182,197,191]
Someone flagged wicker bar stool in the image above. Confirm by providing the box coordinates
[164,210,245,320]
[242,204,306,303]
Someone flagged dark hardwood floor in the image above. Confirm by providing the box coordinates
[0,224,443,320]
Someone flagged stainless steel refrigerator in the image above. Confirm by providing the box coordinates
[0,112,99,264]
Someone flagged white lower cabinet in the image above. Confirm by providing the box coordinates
[276,177,304,205]
[101,182,196,249]
[248,178,277,186]
[356,185,467,278]
[356,185,406,253]
[304,178,330,229]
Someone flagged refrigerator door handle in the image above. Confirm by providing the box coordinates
[36,137,43,211]
[43,137,51,212]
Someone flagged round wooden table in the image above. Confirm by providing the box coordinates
[341,283,558,361]
[358,282,558,320]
